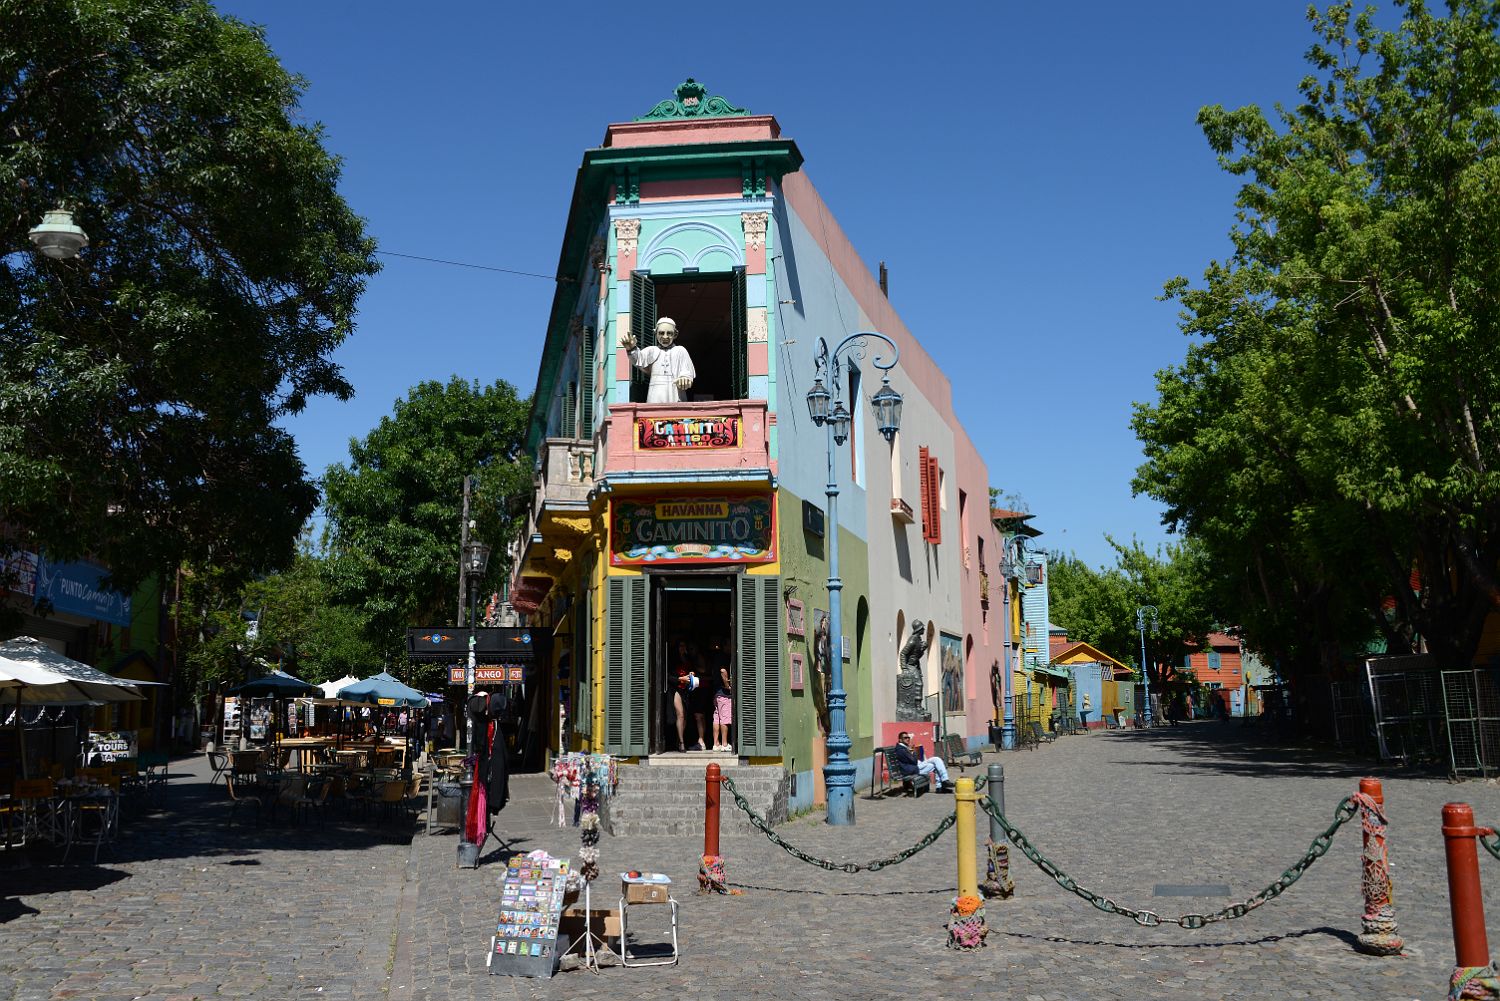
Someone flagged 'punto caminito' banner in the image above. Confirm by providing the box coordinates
[611,493,774,566]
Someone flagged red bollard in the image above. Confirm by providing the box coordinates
[1355,777,1402,955]
[1443,803,1491,969]
[704,762,721,858]
[699,763,731,894]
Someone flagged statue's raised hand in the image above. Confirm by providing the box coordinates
[620,332,637,351]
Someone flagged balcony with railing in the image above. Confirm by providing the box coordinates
[510,437,595,605]
[602,399,773,481]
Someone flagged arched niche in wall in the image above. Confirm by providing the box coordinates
[640,220,744,275]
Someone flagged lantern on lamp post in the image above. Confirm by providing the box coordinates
[804,332,904,826]
[28,206,88,260]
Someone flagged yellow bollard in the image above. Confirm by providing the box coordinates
[955,777,979,898]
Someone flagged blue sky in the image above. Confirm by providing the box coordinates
[218,1,1326,569]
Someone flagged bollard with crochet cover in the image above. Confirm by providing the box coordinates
[1444,802,1500,999]
[948,777,987,949]
[699,763,739,894]
[1353,777,1402,956]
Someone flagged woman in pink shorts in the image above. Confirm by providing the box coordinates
[713,648,734,752]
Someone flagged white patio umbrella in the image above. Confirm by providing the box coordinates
[0,637,144,704]
[318,675,359,699]
[0,636,144,777]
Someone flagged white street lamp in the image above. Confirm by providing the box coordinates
[28,206,89,260]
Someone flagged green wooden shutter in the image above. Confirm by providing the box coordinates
[606,575,649,756]
[580,327,594,434]
[736,574,782,757]
[561,381,577,438]
[629,271,655,404]
[730,266,748,400]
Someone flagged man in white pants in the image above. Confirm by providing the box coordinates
[891,731,955,792]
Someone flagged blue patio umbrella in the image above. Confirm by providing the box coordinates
[335,672,430,709]
[227,670,318,760]
[227,669,318,698]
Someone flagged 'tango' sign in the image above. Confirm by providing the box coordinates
[611,494,774,566]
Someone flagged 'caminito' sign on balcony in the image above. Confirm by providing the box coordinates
[605,400,772,475]
[636,413,740,450]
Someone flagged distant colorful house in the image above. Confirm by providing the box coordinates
[1182,631,1243,716]
[1052,640,1133,727]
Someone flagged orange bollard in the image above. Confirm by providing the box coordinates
[1354,778,1402,955]
[698,763,733,894]
[704,762,722,858]
[1443,803,1491,968]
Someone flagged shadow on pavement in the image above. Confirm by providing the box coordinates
[1001,924,1362,950]
[1089,721,1440,781]
[1,863,131,923]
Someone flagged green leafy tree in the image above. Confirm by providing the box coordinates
[240,544,379,684]
[322,378,532,679]
[1134,0,1500,674]
[1046,536,1216,686]
[0,0,378,592]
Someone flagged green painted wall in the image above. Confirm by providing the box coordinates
[775,486,872,783]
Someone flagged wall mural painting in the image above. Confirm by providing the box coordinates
[940,632,964,714]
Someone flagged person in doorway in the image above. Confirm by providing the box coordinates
[891,731,954,792]
[713,638,734,752]
[686,641,714,751]
[674,639,704,751]
[1080,693,1092,729]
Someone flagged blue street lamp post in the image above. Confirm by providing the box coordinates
[997,536,1025,750]
[806,332,903,826]
[1136,605,1159,726]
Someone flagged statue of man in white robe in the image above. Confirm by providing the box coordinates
[621,317,696,403]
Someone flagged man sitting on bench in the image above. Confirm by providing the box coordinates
[891,732,955,793]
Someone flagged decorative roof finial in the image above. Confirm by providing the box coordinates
[637,78,749,121]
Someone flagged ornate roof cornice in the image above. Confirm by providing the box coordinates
[637,78,748,121]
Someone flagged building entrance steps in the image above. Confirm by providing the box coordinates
[641,750,739,769]
[608,763,788,837]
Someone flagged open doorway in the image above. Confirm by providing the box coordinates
[652,574,736,754]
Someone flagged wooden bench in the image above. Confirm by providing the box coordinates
[873,746,928,797]
[943,733,982,771]
[1028,721,1056,745]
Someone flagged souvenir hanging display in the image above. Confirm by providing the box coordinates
[549,752,617,828]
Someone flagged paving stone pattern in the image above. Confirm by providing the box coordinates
[7,724,1500,999]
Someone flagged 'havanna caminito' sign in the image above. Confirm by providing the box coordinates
[635,414,740,450]
[611,493,774,566]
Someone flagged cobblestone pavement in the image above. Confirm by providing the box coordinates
[401,724,1500,1001]
[1,756,411,1000]
[6,724,1500,1000]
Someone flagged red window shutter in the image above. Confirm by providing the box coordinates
[918,447,932,540]
[927,456,943,544]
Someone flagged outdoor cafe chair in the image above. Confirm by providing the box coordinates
[225,775,264,826]
[275,775,317,825]
[63,779,120,863]
[207,751,230,786]
[359,780,406,824]
[7,778,61,846]
[402,776,424,824]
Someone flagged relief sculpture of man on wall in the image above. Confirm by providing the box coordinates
[622,317,695,403]
[897,619,931,721]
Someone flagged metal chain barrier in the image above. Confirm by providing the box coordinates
[980,794,1360,929]
[720,774,955,873]
[1476,829,1500,863]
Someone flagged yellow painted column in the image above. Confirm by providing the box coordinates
[591,514,607,748]
[955,777,979,898]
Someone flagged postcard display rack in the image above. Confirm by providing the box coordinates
[488,852,570,978]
